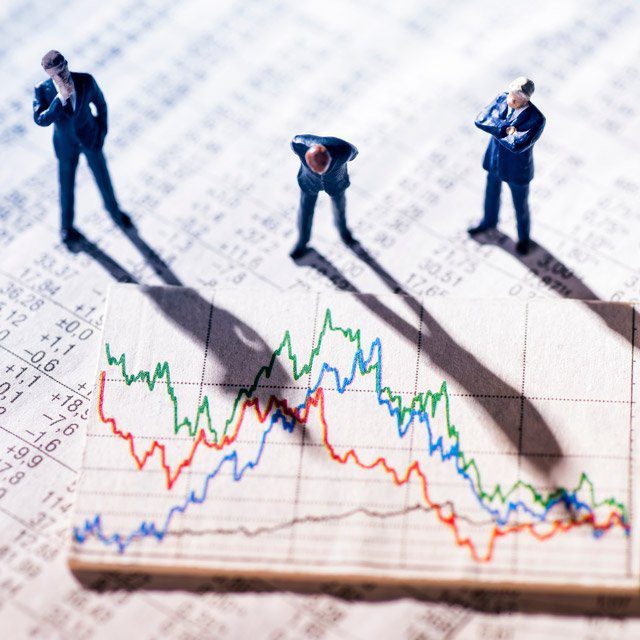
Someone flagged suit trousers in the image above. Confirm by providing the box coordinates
[482,173,530,243]
[294,189,349,249]
[58,146,119,230]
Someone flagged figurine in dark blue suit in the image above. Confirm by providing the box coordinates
[468,77,545,255]
[290,134,358,259]
[33,50,131,247]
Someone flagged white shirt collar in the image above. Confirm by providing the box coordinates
[509,103,529,119]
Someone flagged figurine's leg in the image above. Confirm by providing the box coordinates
[58,153,80,231]
[290,190,317,258]
[509,182,531,252]
[482,173,502,228]
[84,149,119,214]
[468,173,501,236]
[331,190,355,244]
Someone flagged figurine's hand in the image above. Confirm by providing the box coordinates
[53,76,73,102]
[59,83,74,102]
[505,126,517,136]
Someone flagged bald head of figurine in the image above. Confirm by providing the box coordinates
[41,50,71,84]
[305,144,332,175]
[506,76,534,110]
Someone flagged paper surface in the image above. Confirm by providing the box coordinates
[1,0,640,636]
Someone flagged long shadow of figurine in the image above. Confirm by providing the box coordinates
[118,222,182,286]
[66,220,180,285]
[141,284,294,404]
[67,232,138,283]
[74,221,294,407]
[114,224,295,404]
[470,229,636,344]
[295,246,562,476]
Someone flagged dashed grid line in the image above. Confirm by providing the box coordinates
[101,377,633,403]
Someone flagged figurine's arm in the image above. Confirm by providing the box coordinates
[291,139,308,157]
[474,95,508,138]
[327,140,357,162]
[496,116,545,154]
[293,134,320,149]
[33,84,62,126]
[91,78,108,137]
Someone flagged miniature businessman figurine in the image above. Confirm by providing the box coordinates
[468,77,545,255]
[33,50,132,247]
[290,134,358,259]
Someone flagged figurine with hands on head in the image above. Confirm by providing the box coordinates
[33,50,132,248]
[289,134,358,259]
[45,51,74,103]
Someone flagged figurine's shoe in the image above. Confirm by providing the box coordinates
[110,209,133,228]
[61,227,84,248]
[339,228,356,246]
[516,240,530,255]
[289,244,308,260]
[467,224,495,236]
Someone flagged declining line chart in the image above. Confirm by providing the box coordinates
[70,284,640,590]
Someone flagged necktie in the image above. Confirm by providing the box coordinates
[507,107,514,120]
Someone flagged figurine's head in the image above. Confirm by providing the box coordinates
[305,144,332,175]
[41,50,71,84]
[507,76,534,109]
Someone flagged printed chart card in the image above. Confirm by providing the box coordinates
[70,285,640,591]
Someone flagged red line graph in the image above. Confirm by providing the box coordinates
[97,370,295,490]
[97,371,626,563]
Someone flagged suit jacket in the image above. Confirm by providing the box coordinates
[475,93,545,185]
[291,134,358,196]
[33,72,108,157]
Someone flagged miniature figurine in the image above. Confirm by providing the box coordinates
[33,50,131,248]
[289,134,358,259]
[468,77,545,255]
